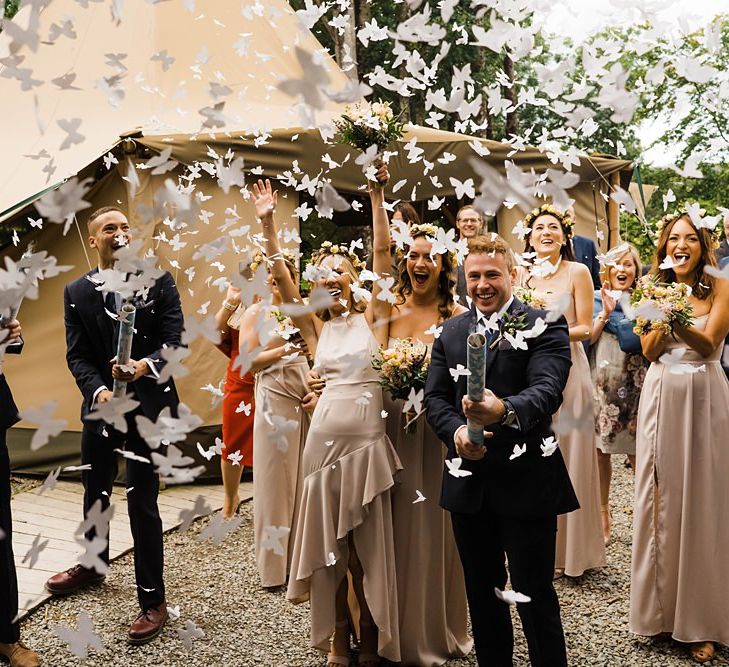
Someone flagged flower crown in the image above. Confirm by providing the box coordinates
[249,249,299,274]
[522,204,575,238]
[408,222,440,239]
[655,203,723,248]
[310,241,366,271]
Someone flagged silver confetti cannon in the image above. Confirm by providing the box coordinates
[466,332,487,446]
[112,303,137,398]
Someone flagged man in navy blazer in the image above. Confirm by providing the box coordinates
[0,320,42,666]
[572,234,600,289]
[45,207,183,646]
[424,234,578,667]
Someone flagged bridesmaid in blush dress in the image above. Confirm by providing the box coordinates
[631,213,729,664]
[383,222,472,665]
[518,204,605,578]
[238,253,311,589]
[255,167,402,667]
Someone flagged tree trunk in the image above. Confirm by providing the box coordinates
[342,0,359,80]
[396,3,412,122]
[503,53,518,137]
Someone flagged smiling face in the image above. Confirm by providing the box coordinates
[608,251,638,291]
[456,207,483,239]
[464,251,516,315]
[666,216,701,277]
[88,210,131,268]
[530,214,565,258]
[406,236,442,296]
[316,254,354,316]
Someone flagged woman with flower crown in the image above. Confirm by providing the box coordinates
[516,204,605,578]
[236,251,312,589]
[630,209,729,664]
[381,222,472,665]
[253,167,401,667]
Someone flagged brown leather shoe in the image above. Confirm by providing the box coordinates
[0,641,42,667]
[45,564,105,595]
[127,602,168,645]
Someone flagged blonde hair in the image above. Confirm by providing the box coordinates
[312,254,367,321]
[599,243,642,288]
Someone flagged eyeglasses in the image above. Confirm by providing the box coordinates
[458,217,481,224]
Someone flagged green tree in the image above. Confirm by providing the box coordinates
[3,0,20,20]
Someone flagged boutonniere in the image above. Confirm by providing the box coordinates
[490,309,530,350]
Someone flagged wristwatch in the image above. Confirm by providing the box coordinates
[500,400,517,427]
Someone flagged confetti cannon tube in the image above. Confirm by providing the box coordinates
[112,303,137,398]
[466,332,487,446]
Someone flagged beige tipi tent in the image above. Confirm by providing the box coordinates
[1,0,633,471]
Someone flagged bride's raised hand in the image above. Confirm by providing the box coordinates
[369,161,390,192]
[252,178,277,220]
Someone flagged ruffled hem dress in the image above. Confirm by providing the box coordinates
[286,313,403,662]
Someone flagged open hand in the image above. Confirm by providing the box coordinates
[600,281,617,316]
[252,178,277,220]
[224,283,241,307]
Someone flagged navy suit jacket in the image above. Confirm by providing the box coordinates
[572,234,601,289]
[0,339,23,430]
[424,298,579,518]
[64,269,183,433]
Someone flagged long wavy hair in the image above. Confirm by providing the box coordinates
[651,215,716,301]
[394,232,458,323]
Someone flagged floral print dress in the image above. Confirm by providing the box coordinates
[590,331,646,455]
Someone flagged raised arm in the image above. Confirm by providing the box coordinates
[366,162,393,340]
[252,179,318,349]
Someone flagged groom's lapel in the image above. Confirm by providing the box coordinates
[484,297,525,378]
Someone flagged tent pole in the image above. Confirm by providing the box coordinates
[607,171,621,249]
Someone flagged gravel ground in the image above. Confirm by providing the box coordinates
[16,459,729,666]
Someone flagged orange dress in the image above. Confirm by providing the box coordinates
[221,327,255,467]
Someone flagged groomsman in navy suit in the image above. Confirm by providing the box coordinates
[44,207,183,646]
[425,234,578,667]
[0,319,42,667]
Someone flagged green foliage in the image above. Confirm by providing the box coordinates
[3,0,20,20]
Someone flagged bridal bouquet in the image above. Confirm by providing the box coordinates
[334,100,405,153]
[630,275,694,336]
[514,286,547,310]
[372,338,430,433]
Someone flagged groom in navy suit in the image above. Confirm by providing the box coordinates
[45,206,183,646]
[425,234,578,667]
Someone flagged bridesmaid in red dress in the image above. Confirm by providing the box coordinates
[215,283,256,518]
